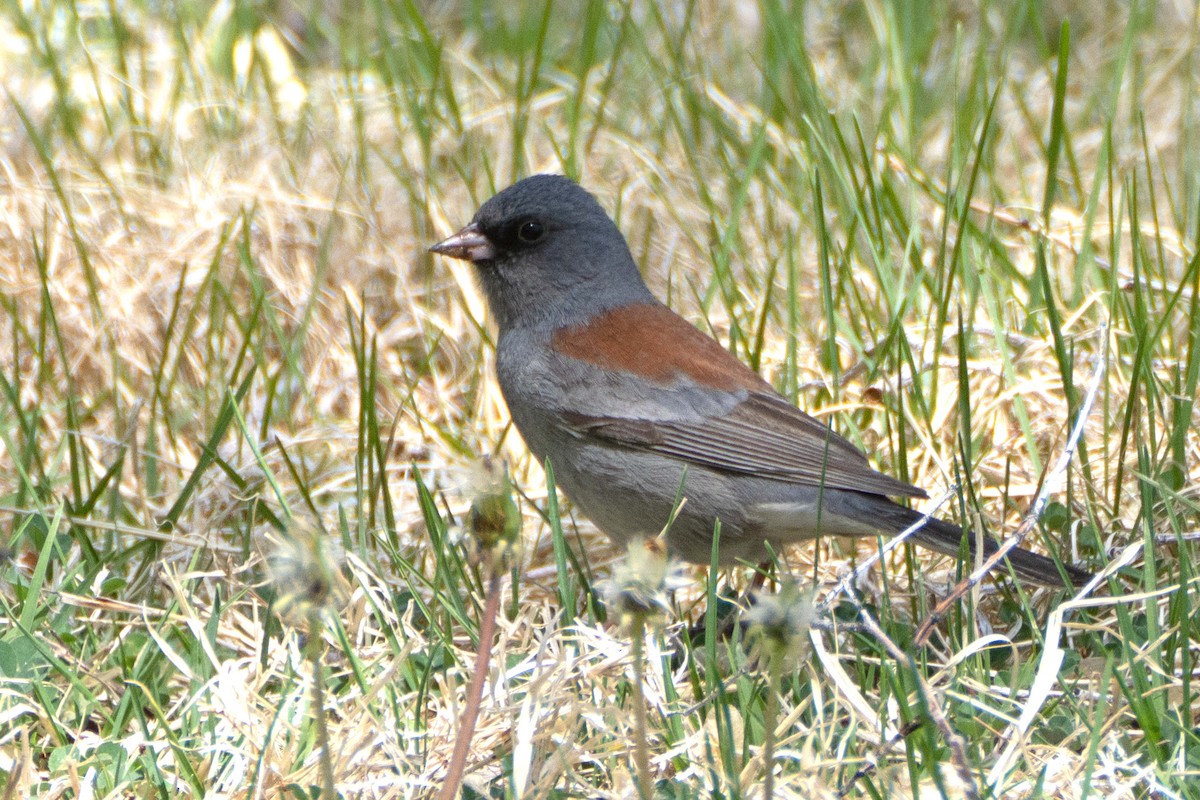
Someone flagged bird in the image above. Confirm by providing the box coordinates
[430,174,1093,587]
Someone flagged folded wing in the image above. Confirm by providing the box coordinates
[562,391,926,499]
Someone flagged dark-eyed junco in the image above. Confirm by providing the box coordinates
[432,175,1093,587]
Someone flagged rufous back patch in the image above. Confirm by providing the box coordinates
[552,304,772,391]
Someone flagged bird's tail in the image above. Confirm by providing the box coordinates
[902,511,1094,588]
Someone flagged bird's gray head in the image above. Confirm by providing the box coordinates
[431,175,654,330]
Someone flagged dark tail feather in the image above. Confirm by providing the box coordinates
[906,513,1094,588]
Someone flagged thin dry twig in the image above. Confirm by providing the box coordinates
[987,542,1148,790]
[836,719,925,797]
[854,604,979,800]
[914,325,1108,646]
[437,569,504,800]
[815,488,958,614]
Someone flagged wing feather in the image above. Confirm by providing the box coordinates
[563,392,925,499]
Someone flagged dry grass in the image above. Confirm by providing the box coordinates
[0,1,1198,798]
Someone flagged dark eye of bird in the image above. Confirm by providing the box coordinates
[517,220,544,243]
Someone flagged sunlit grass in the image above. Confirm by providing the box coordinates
[0,1,1197,797]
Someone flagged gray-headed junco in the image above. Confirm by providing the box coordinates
[432,175,1092,587]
